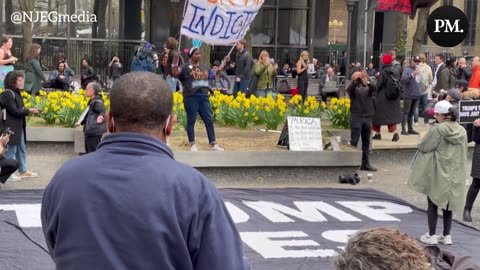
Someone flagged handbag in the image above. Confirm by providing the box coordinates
[246,76,258,97]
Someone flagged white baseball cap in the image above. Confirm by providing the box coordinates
[434,100,453,114]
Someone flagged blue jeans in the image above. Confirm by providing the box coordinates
[414,94,429,124]
[255,89,273,98]
[184,93,216,144]
[166,76,178,92]
[5,131,27,173]
[233,80,249,97]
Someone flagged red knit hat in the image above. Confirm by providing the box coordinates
[382,54,393,65]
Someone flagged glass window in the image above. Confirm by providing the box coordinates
[278,9,308,46]
[1,1,21,36]
[251,7,276,45]
[279,0,308,8]
[464,0,477,46]
[111,0,145,40]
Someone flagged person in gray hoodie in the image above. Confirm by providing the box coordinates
[401,56,423,135]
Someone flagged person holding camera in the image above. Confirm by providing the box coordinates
[409,100,468,245]
[347,71,377,172]
[254,50,278,98]
[0,130,20,183]
[0,71,40,179]
[108,56,123,83]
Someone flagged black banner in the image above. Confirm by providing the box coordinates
[1,188,480,269]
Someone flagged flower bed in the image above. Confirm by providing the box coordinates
[1,89,351,130]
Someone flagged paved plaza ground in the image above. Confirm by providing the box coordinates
[1,124,480,234]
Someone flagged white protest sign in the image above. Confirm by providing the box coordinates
[287,116,323,151]
[180,0,265,45]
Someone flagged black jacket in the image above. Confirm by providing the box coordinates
[471,127,480,179]
[0,89,30,145]
[81,66,95,88]
[234,50,253,81]
[456,66,472,82]
[347,80,377,118]
[373,65,402,125]
[82,96,106,136]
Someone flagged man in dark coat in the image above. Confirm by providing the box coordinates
[80,59,95,89]
[0,71,40,180]
[347,71,377,172]
[41,72,249,270]
[372,53,402,142]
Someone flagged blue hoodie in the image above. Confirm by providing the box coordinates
[401,65,423,99]
[41,133,249,270]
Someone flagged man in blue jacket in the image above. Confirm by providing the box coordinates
[401,56,423,135]
[41,72,250,270]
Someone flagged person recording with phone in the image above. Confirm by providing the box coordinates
[347,71,377,172]
[0,71,40,181]
[0,128,20,184]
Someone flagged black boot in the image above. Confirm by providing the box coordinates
[360,151,377,172]
[392,133,399,142]
[463,208,472,222]
[360,163,377,172]
[372,133,381,140]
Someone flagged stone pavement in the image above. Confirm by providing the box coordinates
[1,128,480,234]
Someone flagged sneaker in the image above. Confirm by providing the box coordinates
[190,144,199,152]
[438,235,453,245]
[420,233,438,245]
[372,133,381,140]
[211,144,224,151]
[18,171,38,178]
[8,175,22,182]
[415,122,419,127]
[392,133,400,142]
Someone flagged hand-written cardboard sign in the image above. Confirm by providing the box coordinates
[459,100,480,124]
[287,116,323,151]
[181,0,265,45]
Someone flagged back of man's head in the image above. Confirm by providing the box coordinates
[109,72,173,132]
[335,228,431,270]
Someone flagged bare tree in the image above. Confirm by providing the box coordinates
[19,0,34,62]
[411,7,430,56]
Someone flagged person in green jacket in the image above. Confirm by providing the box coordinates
[254,50,277,98]
[408,100,468,246]
[438,56,457,92]
[24,43,46,97]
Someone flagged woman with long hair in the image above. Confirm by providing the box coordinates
[24,43,46,96]
[254,50,277,98]
[408,100,468,245]
[0,37,18,89]
[161,37,180,92]
[296,51,310,100]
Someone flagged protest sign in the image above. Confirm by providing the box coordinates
[180,0,265,45]
[287,116,323,151]
[459,100,480,124]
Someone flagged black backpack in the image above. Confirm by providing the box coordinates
[382,70,402,100]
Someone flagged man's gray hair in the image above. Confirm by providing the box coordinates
[88,82,102,95]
